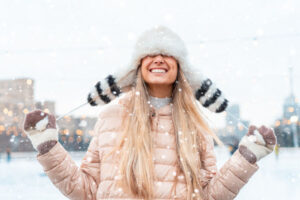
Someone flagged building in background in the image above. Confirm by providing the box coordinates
[273,67,300,147]
[57,115,96,151]
[0,78,36,152]
[0,78,34,105]
[0,78,96,152]
[225,104,249,140]
[217,103,249,153]
[274,94,300,147]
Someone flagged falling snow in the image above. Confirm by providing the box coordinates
[0,0,299,200]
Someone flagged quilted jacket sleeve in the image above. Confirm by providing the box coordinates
[36,118,103,200]
[201,135,259,200]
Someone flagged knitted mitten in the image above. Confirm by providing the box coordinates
[238,125,277,164]
[23,110,58,154]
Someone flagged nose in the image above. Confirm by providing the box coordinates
[153,55,164,65]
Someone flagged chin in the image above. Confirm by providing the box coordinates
[148,81,173,86]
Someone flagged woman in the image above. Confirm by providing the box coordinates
[23,26,276,200]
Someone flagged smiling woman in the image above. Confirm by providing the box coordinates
[23,26,276,200]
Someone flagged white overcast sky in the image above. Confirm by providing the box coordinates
[1,0,299,129]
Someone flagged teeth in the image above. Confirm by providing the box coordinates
[151,69,167,73]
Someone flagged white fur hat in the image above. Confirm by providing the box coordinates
[88,25,228,113]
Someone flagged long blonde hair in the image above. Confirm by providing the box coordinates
[103,65,222,199]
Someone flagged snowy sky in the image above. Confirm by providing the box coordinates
[1,0,300,129]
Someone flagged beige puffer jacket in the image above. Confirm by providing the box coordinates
[37,92,258,200]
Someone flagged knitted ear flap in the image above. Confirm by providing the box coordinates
[87,73,228,113]
[87,75,121,106]
[194,78,228,113]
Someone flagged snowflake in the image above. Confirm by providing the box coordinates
[86,157,92,162]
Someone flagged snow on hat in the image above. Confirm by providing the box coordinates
[87,25,228,113]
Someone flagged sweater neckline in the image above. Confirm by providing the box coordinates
[149,95,172,109]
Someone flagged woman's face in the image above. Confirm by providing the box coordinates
[140,54,178,87]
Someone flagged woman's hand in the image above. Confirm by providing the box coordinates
[238,125,277,164]
[23,110,58,153]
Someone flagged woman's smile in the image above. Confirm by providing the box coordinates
[149,68,168,73]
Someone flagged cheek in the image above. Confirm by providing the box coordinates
[169,68,178,82]
[141,65,150,81]
[140,58,152,76]
[167,62,178,81]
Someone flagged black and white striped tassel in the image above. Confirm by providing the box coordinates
[87,76,228,113]
[195,78,228,113]
[87,75,121,106]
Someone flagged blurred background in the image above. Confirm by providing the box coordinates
[0,0,299,199]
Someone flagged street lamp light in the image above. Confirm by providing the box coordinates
[291,115,299,123]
